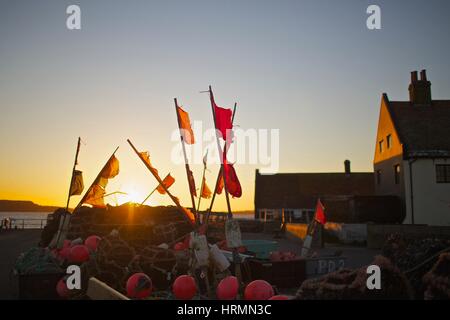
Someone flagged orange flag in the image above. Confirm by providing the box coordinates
[139,151,161,179]
[101,155,119,179]
[176,106,195,144]
[188,169,197,197]
[84,185,106,208]
[156,174,176,194]
[200,177,212,199]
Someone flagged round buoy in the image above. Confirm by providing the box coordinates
[172,275,197,300]
[244,280,274,300]
[84,235,101,252]
[174,242,186,251]
[126,273,152,299]
[269,295,289,300]
[58,246,71,260]
[68,245,90,263]
[216,276,239,300]
[56,277,70,299]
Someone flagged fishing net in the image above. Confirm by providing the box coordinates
[14,247,63,275]
[296,255,413,300]
[423,253,450,300]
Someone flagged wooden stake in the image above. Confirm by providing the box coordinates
[174,98,198,223]
[140,173,171,206]
[205,102,237,224]
[196,150,208,213]
[127,139,195,226]
[51,137,81,248]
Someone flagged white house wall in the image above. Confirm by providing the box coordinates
[403,158,450,226]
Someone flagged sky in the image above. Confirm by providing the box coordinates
[1,0,450,211]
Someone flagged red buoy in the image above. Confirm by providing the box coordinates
[58,246,71,260]
[68,245,90,263]
[216,276,239,300]
[269,295,289,300]
[56,277,70,299]
[174,242,186,251]
[172,275,197,300]
[126,273,152,299]
[84,235,101,252]
[244,280,274,300]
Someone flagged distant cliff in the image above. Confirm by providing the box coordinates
[0,200,60,212]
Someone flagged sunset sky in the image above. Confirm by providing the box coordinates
[1,0,450,211]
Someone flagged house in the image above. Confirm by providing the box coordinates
[254,162,402,223]
[373,70,450,226]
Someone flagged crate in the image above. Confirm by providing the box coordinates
[244,258,306,288]
[14,270,65,300]
[241,240,278,259]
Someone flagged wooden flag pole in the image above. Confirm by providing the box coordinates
[140,173,171,206]
[196,150,208,213]
[65,137,82,212]
[174,98,198,223]
[74,146,120,212]
[205,102,237,223]
[51,137,82,248]
[127,139,195,226]
[207,87,243,290]
[208,86,233,217]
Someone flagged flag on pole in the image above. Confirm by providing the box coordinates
[101,155,120,179]
[188,169,197,197]
[82,155,120,208]
[69,170,84,196]
[85,185,107,208]
[176,106,195,144]
[200,177,212,199]
[156,173,176,194]
[216,175,224,195]
[314,199,326,225]
[224,162,242,198]
[139,151,161,178]
[211,95,233,141]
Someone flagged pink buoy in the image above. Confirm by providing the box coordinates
[126,273,153,299]
[84,235,101,252]
[172,275,197,300]
[216,276,239,300]
[244,280,274,300]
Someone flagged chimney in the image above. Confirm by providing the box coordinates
[344,160,351,175]
[408,69,432,106]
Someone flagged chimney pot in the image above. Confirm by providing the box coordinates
[420,69,427,81]
[411,71,418,83]
[344,160,351,174]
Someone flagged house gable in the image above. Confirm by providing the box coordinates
[373,94,403,165]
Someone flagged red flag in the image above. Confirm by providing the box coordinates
[211,95,232,141]
[224,162,242,198]
[314,199,326,225]
[216,174,224,195]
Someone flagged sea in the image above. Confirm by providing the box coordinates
[0,212,50,229]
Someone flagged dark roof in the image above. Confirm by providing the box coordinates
[385,96,450,158]
[254,171,374,209]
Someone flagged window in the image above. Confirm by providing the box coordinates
[379,140,384,153]
[387,134,392,149]
[394,164,401,184]
[436,165,450,183]
[376,170,381,185]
